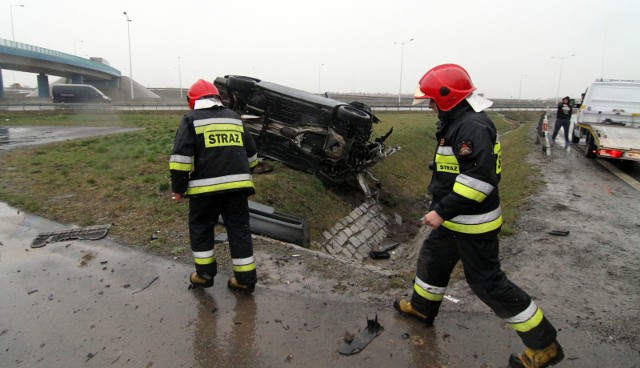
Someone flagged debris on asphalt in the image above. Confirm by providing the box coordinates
[132,276,159,294]
[338,315,384,355]
[548,230,570,236]
[30,224,111,248]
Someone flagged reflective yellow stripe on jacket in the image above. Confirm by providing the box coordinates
[443,206,503,234]
[453,174,495,202]
[435,146,459,174]
[186,174,254,196]
[169,154,193,172]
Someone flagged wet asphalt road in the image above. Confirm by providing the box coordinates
[0,201,460,368]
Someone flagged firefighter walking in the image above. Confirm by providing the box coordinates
[394,64,564,368]
[169,79,259,293]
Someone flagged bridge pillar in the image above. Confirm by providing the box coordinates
[37,73,50,98]
[0,65,4,98]
[71,74,84,84]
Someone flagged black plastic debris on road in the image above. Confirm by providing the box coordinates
[338,315,384,355]
[30,225,111,248]
[548,230,570,236]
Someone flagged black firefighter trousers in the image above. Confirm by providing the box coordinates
[188,192,257,286]
[410,227,557,349]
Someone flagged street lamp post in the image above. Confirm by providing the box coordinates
[318,63,324,94]
[551,54,575,104]
[123,11,134,100]
[518,74,526,100]
[178,57,183,100]
[10,4,25,42]
[394,38,414,105]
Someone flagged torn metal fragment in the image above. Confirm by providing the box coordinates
[31,225,111,248]
[338,315,383,355]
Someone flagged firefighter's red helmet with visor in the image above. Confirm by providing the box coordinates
[413,64,476,111]
[187,79,220,110]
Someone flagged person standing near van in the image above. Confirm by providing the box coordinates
[551,96,572,146]
[394,64,563,368]
[169,79,259,293]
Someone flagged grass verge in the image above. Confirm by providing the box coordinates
[0,110,541,258]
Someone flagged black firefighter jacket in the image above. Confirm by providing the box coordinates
[169,105,259,197]
[429,103,503,237]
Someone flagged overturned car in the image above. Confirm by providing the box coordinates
[213,75,400,196]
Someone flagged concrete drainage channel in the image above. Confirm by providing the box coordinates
[312,198,391,261]
[235,199,394,263]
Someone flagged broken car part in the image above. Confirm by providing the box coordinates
[31,224,111,248]
[218,200,309,248]
[214,75,400,197]
[369,242,399,260]
[338,315,384,355]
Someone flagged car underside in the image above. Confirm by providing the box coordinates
[213,75,400,196]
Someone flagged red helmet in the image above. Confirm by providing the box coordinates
[187,79,220,110]
[413,64,476,111]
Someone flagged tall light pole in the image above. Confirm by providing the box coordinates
[178,56,183,100]
[318,63,324,94]
[551,54,575,104]
[10,4,25,42]
[518,74,526,100]
[394,38,414,105]
[123,11,134,99]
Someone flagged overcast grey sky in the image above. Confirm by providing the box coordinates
[2,0,639,99]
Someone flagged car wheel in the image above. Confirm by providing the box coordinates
[227,76,259,93]
[336,105,370,121]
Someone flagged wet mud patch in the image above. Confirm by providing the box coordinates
[78,252,95,267]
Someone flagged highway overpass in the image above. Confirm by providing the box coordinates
[0,38,121,98]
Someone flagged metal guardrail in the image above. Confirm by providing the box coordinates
[0,102,551,113]
[0,102,187,112]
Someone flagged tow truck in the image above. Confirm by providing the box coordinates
[571,80,640,161]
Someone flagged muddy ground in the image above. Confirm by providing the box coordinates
[1,123,639,367]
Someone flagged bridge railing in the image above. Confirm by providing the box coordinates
[0,38,120,77]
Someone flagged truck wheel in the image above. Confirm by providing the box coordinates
[584,133,597,158]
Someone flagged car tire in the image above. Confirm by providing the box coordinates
[227,76,259,93]
[336,105,370,121]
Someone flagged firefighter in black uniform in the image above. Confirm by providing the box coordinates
[393,64,564,368]
[170,79,259,293]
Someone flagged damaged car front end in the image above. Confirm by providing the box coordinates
[213,75,400,196]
